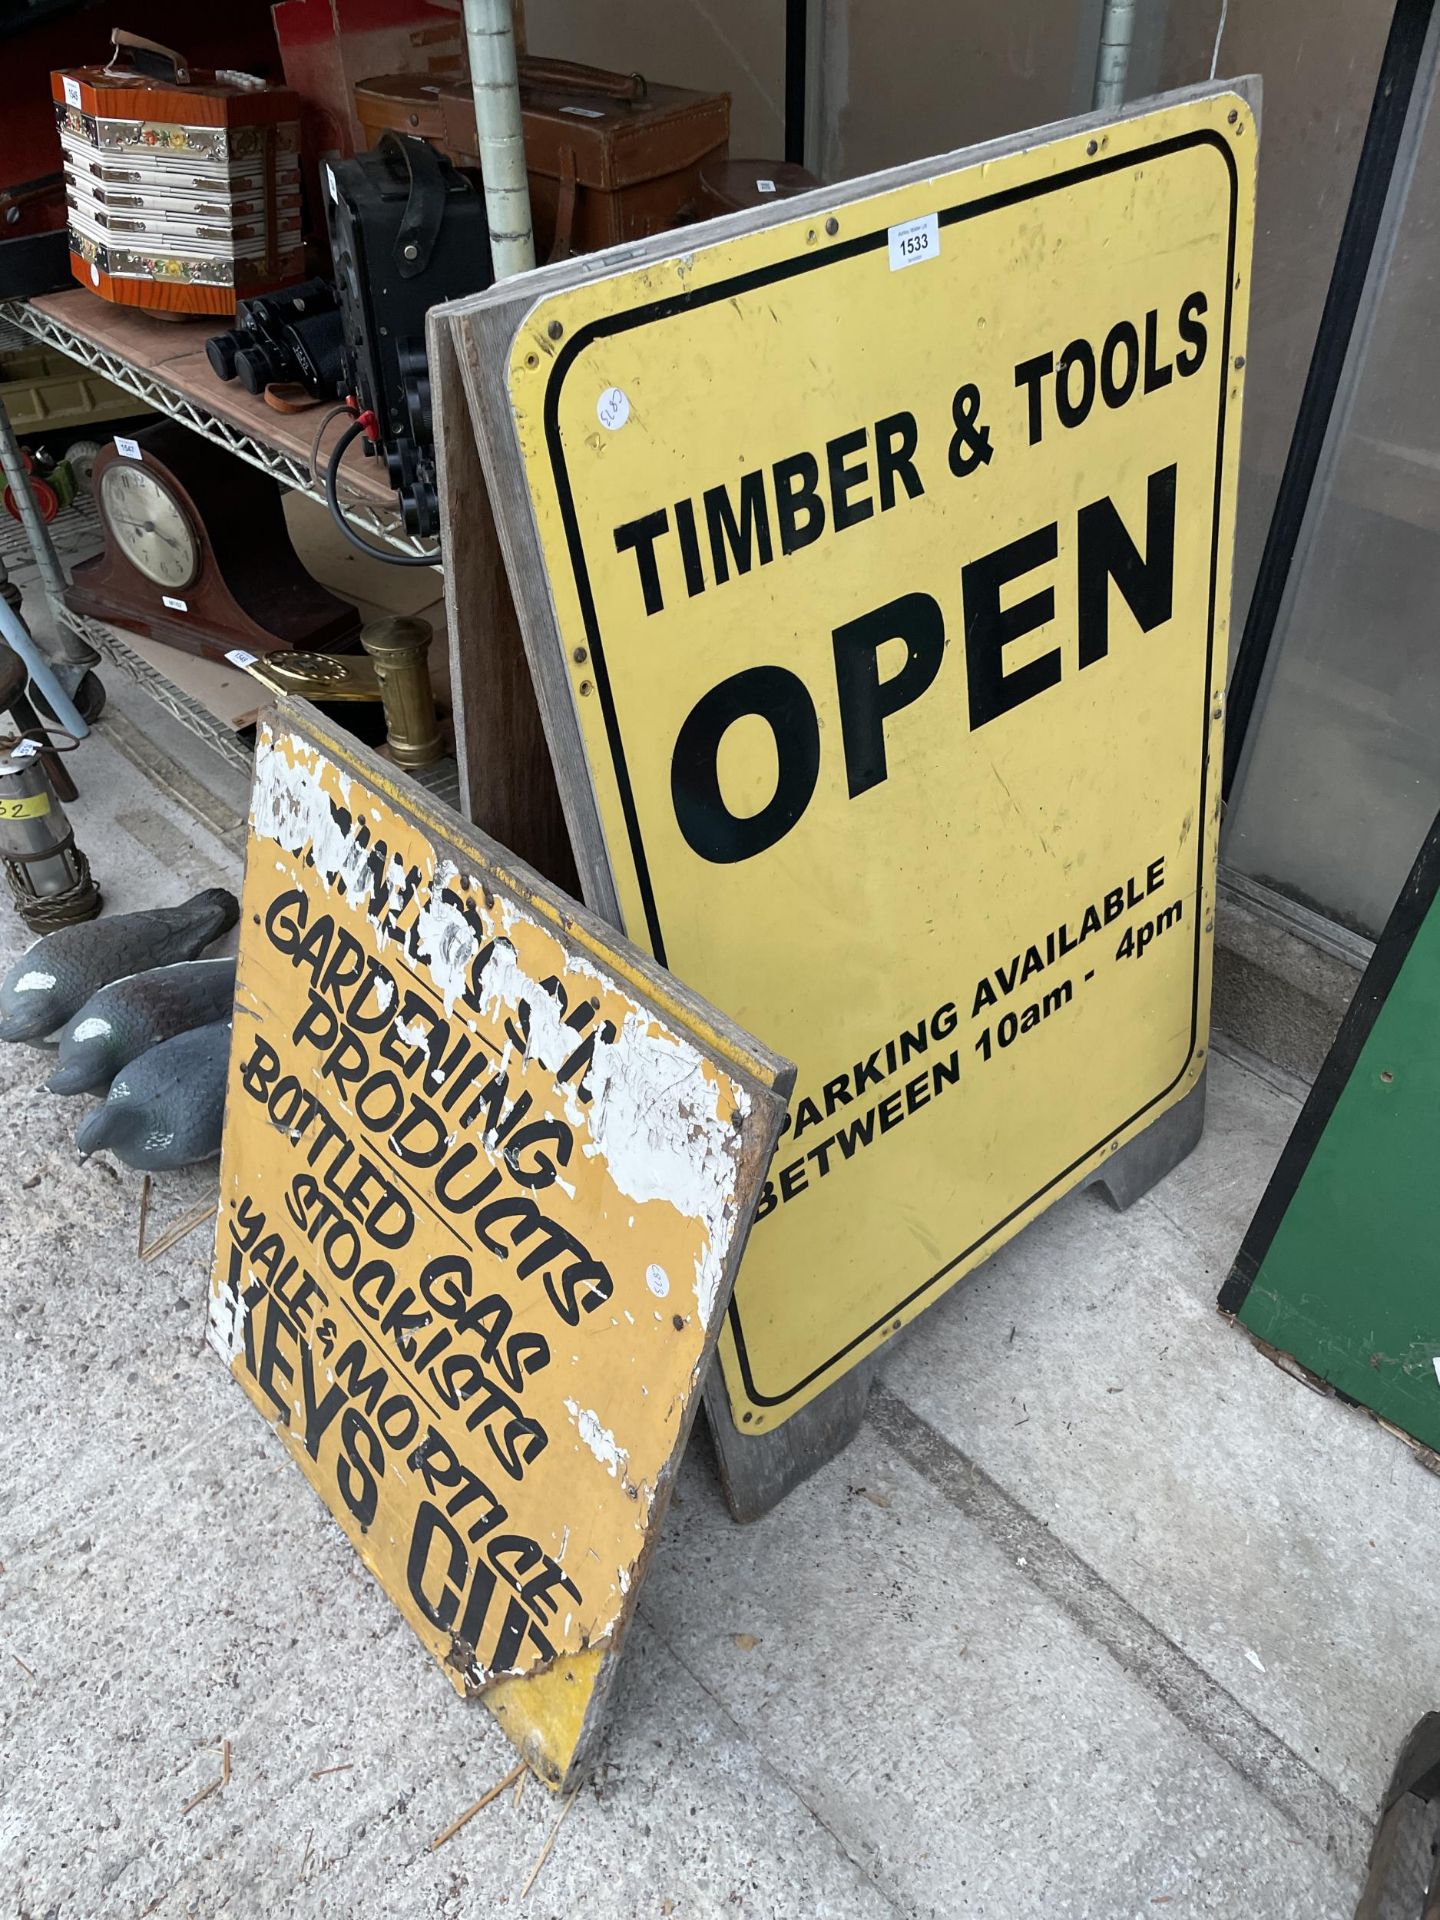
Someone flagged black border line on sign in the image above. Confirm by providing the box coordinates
[542,125,1239,1410]
[1218,808,1440,1320]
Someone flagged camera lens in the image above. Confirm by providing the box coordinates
[398,339,432,442]
[401,478,438,539]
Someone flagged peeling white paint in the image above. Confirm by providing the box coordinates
[585,1011,745,1322]
[253,744,751,1335]
[252,737,362,904]
[412,861,484,1013]
[479,909,745,1321]
[476,937,586,1097]
[564,1398,627,1479]
[206,1280,247,1366]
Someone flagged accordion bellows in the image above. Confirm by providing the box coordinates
[52,45,303,317]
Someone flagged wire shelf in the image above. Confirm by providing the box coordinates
[0,298,436,561]
[56,605,256,775]
[52,609,461,809]
[0,305,457,806]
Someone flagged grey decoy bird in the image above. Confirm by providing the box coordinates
[74,1018,232,1171]
[47,957,238,1095]
[0,888,237,1045]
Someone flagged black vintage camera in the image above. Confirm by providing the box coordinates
[324,134,493,537]
[205,279,346,400]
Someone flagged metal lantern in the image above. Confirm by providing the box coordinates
[0,742,101,930]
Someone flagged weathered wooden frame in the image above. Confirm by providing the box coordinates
[209,698,793,1782]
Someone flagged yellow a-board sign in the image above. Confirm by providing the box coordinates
[207,705,790,1785]
[454,85,1256,1432]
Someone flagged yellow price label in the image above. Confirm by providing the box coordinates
[0,791,50,821]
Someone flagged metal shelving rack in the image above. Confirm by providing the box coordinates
[0,297,452,790]
[0,297,431,559]
[68,609,260,776]
[0,473,255,774]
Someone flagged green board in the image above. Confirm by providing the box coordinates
[1221,811,1440,1446]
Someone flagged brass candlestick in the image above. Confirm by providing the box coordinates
[245,615,443,768]
[359,616,444,768]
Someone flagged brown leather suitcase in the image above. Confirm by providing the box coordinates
[355,58,729,260]
[353,72,451,148]
[694,158,822,217]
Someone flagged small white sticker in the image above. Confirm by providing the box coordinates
[10,738,40,761]
[325,166,338,205]
[113,435,141,461]
[888,211,939,272]
[161,595,188,612]
[560,105,605,118]
[224,649,259,670]
[63,76,82,109]
[645,1264,671,1300]
[597,386,630,431]
[90,263,100,286]
[756,178,777,194]
[1432,1356,1440,1388]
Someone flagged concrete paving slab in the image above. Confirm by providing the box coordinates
[0,669,895,1920]
[1131,1039,1309,1282]
[644,1428,1358,1918]
[1,1412,895,1920]
[880,1052,1440,1827]
[0,717,240,1549]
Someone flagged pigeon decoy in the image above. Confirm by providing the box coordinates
[47,957,238,1095]
[0,888,237,1045]
[74,1018,233,1171]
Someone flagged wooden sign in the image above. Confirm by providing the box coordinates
[207,704,791,1786]
[441,82,1256,1512]
[1222,811,1440,1450]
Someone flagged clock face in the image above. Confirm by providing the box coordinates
[99,462,199,592]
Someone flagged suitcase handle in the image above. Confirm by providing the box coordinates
[518,55,647,102]
[107,29,192,87]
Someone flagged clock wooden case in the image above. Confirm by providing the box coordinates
[65,422,360,663]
